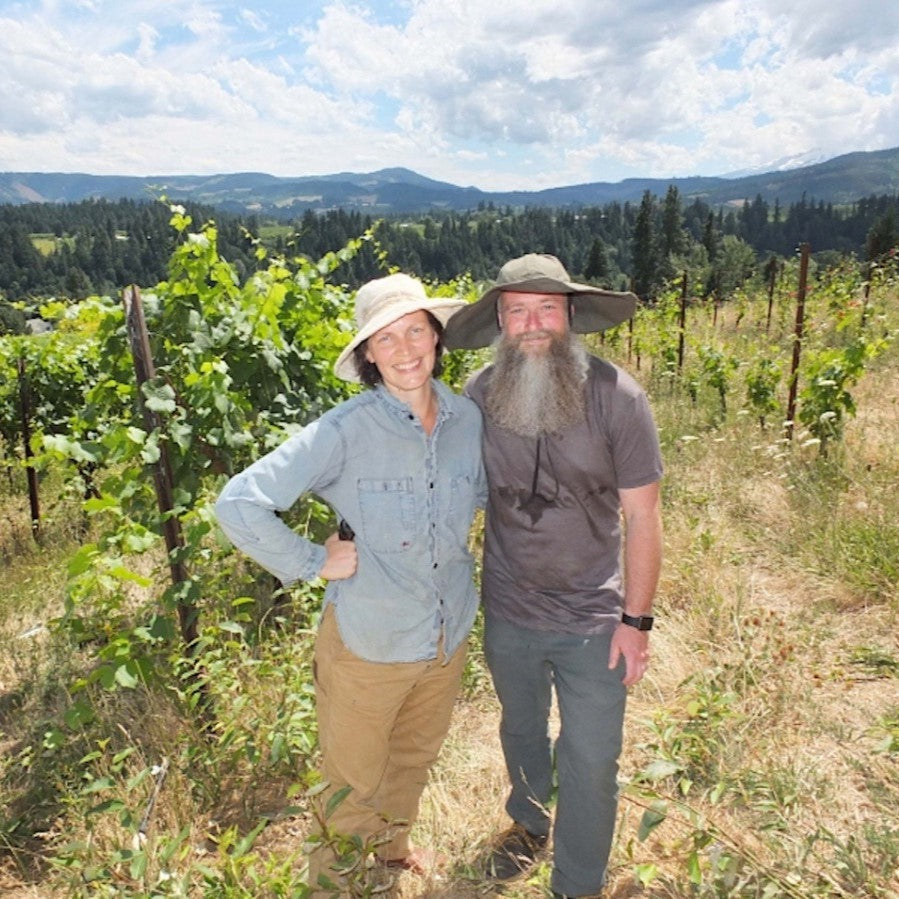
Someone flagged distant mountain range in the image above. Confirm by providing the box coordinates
[2,147,898,217]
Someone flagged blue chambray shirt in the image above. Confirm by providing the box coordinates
[215,379,486,663]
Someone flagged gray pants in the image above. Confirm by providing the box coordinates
[485,614,627,897]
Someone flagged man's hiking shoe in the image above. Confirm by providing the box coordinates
[485,822,548,880]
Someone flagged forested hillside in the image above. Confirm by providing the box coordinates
[0,200,259,313]
[1,189,898,325]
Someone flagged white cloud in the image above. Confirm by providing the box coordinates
[136,22,159,60]
[762,0,899,57]
[239,8,267,33]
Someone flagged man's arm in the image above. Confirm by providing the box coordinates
[608,480,663,686]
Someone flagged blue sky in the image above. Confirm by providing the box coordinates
[1,0,897,191]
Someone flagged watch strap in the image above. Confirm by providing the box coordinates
[621,612,654,631]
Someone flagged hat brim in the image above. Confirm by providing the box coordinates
[334,297,467,381]
[443,277,638,350]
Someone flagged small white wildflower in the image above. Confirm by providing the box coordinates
[17,624,46,639]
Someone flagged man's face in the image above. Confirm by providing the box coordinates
[498,291,569,354]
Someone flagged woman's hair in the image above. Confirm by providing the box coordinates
[352,311,446,387]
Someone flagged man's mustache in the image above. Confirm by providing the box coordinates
[510,329,556,344]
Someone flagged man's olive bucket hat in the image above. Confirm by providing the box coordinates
[443,253,637,350]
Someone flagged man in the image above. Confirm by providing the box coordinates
[443,254,663,899]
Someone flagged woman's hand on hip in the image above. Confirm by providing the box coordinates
[319,531,358,580]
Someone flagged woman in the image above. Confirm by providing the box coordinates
[214,273,485,892]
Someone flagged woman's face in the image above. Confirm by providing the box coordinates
[364,310,439,399]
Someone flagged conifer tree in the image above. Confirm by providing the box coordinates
[631,191,658,299]
[584,238,611,285]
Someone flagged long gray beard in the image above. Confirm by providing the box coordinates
[485,331,589,437]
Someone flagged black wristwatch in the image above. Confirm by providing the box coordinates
[621,613,654,631]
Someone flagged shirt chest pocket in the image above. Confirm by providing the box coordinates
[357,477,417,553]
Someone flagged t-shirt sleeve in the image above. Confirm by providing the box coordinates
[606,374,664,489]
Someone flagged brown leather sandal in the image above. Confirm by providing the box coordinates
[383,846,448,874]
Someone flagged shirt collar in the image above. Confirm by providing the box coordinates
[373,379,456,423]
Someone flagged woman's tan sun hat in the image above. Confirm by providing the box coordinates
[443,253,638,350]
[334,273,467,381]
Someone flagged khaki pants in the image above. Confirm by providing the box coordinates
[307,605,466,892]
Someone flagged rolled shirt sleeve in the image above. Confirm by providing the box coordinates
[214,421,340,584]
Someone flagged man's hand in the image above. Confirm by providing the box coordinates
[318,531,358,580]
[609,623,650,687]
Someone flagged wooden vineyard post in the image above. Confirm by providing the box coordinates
[17,357,41,537]
[629,277,641,371]
[677,271,688,373]
[765,255,778,333]
[122,286,200,655]
[627,315,633,366]
[862,262,873,330]
[784,243,811,441]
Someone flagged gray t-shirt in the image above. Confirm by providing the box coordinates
[468,355,663,634]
